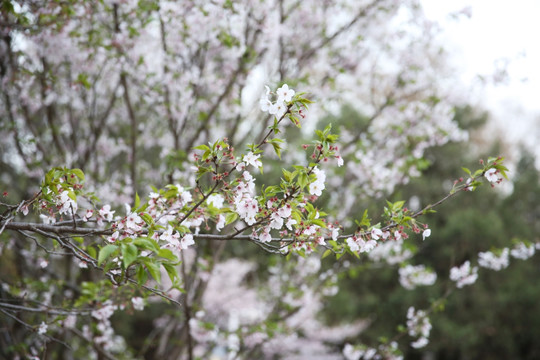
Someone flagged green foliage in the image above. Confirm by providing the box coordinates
[324,106,540,358]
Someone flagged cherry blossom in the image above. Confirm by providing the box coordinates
[371,228,383,240]
[346,237,360,252]
[99,205,115,222]
[39,214,56,225]
[309,167,326,196]
[510,242,535,260]
[216,214,226,232]
[308,181,325,197]
[449,261,479,288]
[484,168,499,183]
[360,239,377,253]
[286,218,297,231]
[269,212,284,230]
[126,212,143,232]
[91,301,117,322]
[269,101,287,118]
[160,226,180,243]
[131,297,145,311]
[406,307,432,349]
[38,321,48,335]
[207,194,225,209]
[335,155,344,167]
[346,237,377,253]
[258,228,272,243]
[277,204,292,218]
[180,234,195,249]
[235,197,259,226]
[57,191,78,215]
[259,97,272,112]
[107,231,120,243]
[328,224,340,241]
[243,152,262,169]
[399,264,437,290]
[276,84,295,103]
[83,209,94,222]
[478,248,510,271]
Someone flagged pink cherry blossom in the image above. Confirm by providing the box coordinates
[99,205,115,222]
[180,234,195,249]
[243,152,262,168]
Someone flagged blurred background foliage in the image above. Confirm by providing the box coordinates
[314,105,540,359]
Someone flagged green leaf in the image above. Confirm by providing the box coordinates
[136,264,148,284]
[98,245,118,266]
[392,201,405,211]
[146,261,161,283]
[323,123,332,135]
[72,237,84,245]
[194,144,210,151]
[67,190,77,201]
[71,168,85,181]
[87,246,97,259]
[122,243,138,268]
[322,249,332,259]
[358,209,371,227]
[271,142,282,159]
[134,192,140,209]
[291,210,302,224]
[311,219,326,228]
[298,172,309,189]
[225,212,238,225]
[133,237,159,252]
[76,73,91,89]
[163,263,178,282]
[140,212,154,226]
[157,248,178,261]
[282,169,296,182]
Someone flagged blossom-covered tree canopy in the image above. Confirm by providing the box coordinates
[0,1,526,359]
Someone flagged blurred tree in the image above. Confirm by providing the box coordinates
[324,105,540,359]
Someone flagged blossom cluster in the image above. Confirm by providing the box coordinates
[259,84,296,118]
[406,307,432,349]
[449,260,479,288]
[343,342,402,360]
[309,167,326,197]
[510,242,535,260]
[478,248,510,271]
[346,224,418,256]
[399,264,437,290]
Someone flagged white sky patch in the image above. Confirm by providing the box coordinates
[421,0,540,169]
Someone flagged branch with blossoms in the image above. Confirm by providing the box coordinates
[0,83,515,360]
[0,85,509,294]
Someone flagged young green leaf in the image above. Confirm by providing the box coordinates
[98,244,118,266]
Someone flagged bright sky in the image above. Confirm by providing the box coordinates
[421,0,540,167]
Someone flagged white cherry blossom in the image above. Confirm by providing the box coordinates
[276,84,295,103]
